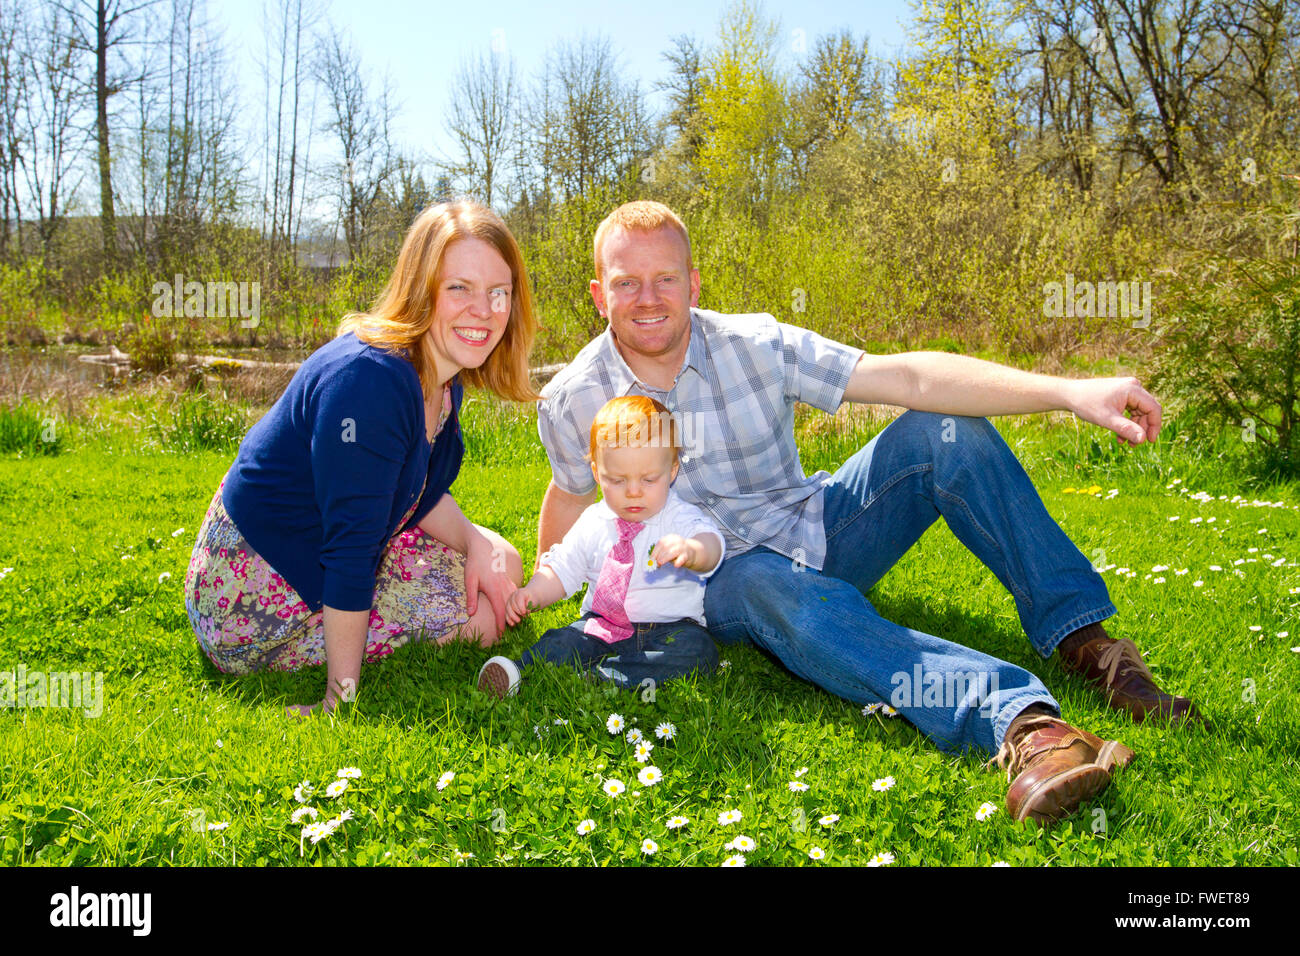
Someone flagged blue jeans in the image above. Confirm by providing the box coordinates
[703,411,1117,755]
[519,615,719,689]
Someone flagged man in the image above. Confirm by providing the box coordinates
[535,200,1198,825]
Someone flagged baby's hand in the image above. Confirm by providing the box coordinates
[506,587,535,626]
[651,533,695,569]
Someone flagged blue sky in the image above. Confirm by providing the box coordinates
[217,0,916,168]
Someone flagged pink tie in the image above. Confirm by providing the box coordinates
[584,517,645,644]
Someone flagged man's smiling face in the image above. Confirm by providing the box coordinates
[590,225,700,368]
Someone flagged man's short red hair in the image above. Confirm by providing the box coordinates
[592,200,693,281]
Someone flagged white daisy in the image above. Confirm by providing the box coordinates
[324,779,348,798]
[666,816,689,829]
[302,821,331,844]
[718,809,743,825]
[819,813,839,826]
[991,861,1011,867]
[788,781,809,792]
[291,806,318,824]
[872,776,896,792]
[436,771,455,791]
[603,779,626,798]
[171,527,185,537]
[808,846,826,860]
[637,766,662,787]
[654,722,676,740]
[794,767,809,777]
[861,702,883,716]
[206,821,229,832]
[293,781,314,803]
[577,818,596,835]
[726,835,755,852]
[635,740,654,762]
[721,854,746,867]
[606,713,625,734]
[158,572,171,583]
[880,705,899,717]
[641,838,659,855]
[975,801,998,821]
[337,767,361,779]
[867,851,895,866]
[626,727,644,744]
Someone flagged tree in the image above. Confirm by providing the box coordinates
[522,34,649,204]
[443,48,517,208]
[0,0,26,260]
[259,0,318,269]
[316,23,397,261]
[57,0,159,263]
[657,34,709,161]
[16,2,86,256]
[695,1,791,210]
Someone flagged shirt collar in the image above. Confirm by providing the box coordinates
[599,311,711,395]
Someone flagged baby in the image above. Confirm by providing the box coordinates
[477,395,723,697]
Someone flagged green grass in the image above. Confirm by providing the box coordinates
[0,390,1297,866]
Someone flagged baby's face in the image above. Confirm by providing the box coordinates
[592,444,679,523]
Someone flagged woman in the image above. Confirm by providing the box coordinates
[184,200,537,715]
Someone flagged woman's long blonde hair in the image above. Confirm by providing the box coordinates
[338,200,540,402]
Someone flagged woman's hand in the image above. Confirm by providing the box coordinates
[285,678,355,718]
[464,530,513,640]
[284,609,366,718]
[285,696,336,718]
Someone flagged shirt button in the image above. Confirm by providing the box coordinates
[738,526,746,534]
[681,455,690,463]
[708,496,716,504]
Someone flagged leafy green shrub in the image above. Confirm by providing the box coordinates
[0,403,64,455]
[0,258,45,324]
[1149,257,1299,478]
[122,314,179,372]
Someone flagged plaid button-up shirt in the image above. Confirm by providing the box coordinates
[537,308,863,571]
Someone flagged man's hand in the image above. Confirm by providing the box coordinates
[1067,376,1163,446]
[464,530,513,638]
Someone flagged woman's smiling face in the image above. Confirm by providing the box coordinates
[426,237,514,381]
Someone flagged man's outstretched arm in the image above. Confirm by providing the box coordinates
[535,480,599,568]
[841,352,1162,446]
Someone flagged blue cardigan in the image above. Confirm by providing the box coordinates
[222,332,464,612]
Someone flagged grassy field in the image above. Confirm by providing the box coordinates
[0,389,1297,866]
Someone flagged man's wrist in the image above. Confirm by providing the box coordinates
[1058,377,1082,417]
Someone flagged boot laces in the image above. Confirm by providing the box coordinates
[1096,637,1155,687]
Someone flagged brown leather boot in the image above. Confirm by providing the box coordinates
[990,710,1136,826]
[1058,626,1200,725]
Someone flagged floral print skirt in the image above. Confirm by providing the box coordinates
[184,472,470,675]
